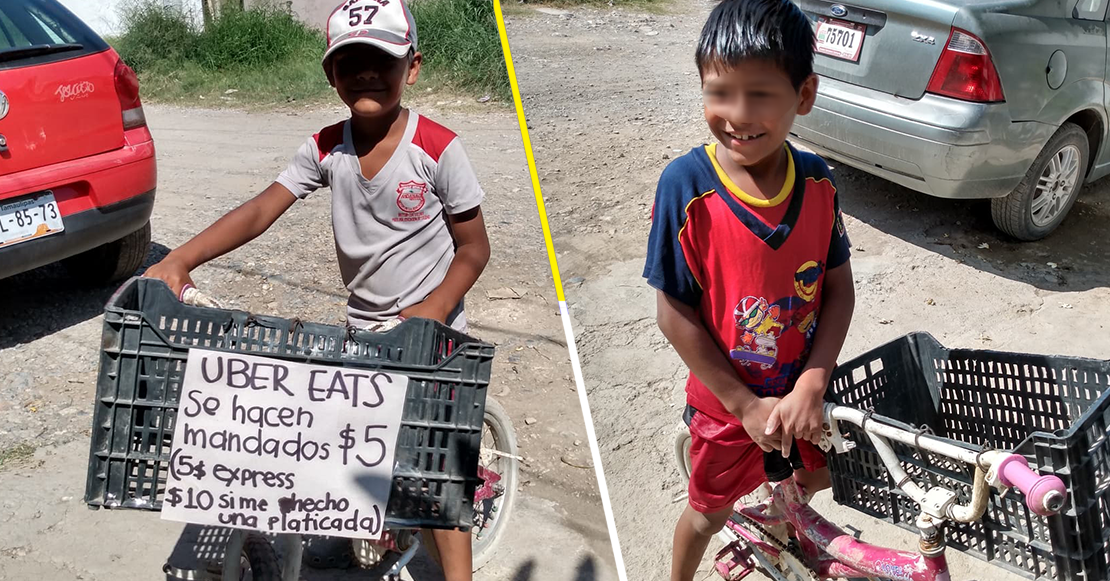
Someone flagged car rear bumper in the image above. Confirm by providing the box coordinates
[790,76,1055,199]
[0,126,157,279]
[2,126,157,212]
[0,189,154,279]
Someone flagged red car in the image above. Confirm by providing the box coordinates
[0,0,155,282]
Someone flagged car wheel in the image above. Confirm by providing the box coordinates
[63,221,151,284]
[991,122,1088,241]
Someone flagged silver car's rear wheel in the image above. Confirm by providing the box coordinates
[992,123,1087,241]
[1031,144,1082,228]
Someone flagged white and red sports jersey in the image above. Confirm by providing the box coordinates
[277,111,484,330]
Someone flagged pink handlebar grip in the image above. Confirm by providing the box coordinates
[996,454,1067,516]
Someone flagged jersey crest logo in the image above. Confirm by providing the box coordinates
[396,181,428,213]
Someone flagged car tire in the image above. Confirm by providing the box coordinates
[63,221,151,284]
[991,122,1088,241]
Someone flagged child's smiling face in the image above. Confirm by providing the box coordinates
[328,44,421,119]
[701,58,816,168]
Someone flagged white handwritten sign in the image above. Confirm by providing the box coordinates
[162,349,407,539]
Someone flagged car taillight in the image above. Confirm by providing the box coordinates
[114,59,146,130]
[926,28,1004,103]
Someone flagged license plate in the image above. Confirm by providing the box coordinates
[815,17,865,62]
[0,192,65,248]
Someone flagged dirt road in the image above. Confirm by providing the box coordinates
[506,2,1110,579]
[0,101,616,581]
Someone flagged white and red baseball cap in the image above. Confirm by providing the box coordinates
[323,0,418,64]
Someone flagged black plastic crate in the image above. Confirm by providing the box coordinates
[826,333,1110,581]
[84,278,494,530]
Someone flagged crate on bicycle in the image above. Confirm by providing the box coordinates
[826,332,1110,581]
[84,277,494,531]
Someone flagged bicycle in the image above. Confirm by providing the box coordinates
[674,402,1065,581]
[85,278,519,581]
[671,333,1110,581]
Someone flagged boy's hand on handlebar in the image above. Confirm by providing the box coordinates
[767,373,827,455]
[143,255,195,300]
[736,396,782,453]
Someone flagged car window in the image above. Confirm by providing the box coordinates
[0,0,107,70]
[0,12,32,48]
[1075,0,1108,20]
[27,8,76,45]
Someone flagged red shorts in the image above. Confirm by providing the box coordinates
[686,405,827,514]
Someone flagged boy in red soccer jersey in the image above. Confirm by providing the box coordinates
[642,1,855,578]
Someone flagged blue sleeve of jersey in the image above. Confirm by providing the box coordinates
[827,189,851,269]
[643,161,702,307]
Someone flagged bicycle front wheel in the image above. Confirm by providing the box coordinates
[237,533,282,581]
[423,396,519,572]
[471,396,518,569]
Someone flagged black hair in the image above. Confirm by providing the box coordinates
[695,0,815,90]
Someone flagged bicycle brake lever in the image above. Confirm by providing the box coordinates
[820,415,856,454]
[985,460,1013,499]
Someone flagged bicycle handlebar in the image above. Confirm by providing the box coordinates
[180,284,223,309]
[823,404,1068,520]
[996,454,1067,516]
[177,284,403,332]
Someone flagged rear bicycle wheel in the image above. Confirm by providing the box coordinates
[673,421,693,483]
[673,424,732,546]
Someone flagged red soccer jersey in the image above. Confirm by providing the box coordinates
[644,143,850,424]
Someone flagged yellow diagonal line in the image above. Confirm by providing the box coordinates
[490,4,629,581]
[490,0,565,303]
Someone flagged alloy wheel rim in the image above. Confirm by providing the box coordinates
[1032,144,1081,227]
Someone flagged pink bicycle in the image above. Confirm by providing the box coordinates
[673,333,1110,581]
[675,402,1065,581]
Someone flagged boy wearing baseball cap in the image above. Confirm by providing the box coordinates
[146,0,489,577]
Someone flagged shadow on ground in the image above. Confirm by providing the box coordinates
[830,163,1110,292]
[509,557,600,581]
[0,243,171,349]
[162,526,604,580]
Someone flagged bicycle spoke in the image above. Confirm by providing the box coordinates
[480,447,524,462]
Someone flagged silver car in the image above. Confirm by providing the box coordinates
[790,0,1110,240]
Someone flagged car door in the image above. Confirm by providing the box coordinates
[1067,0,1110,178]
[1087,0,1110,178]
